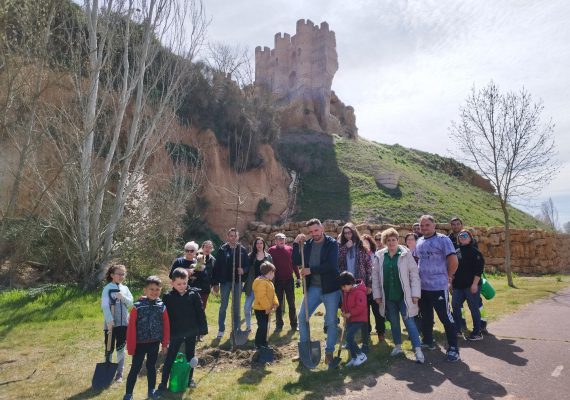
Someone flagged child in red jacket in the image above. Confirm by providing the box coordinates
[340,271,368,367]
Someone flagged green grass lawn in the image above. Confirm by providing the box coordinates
[0,275,568,399]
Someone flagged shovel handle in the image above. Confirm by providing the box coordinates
[336,317,347,358]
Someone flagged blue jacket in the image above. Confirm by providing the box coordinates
[293,234,340,294]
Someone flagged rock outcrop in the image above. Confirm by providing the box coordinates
[255,19,357,138]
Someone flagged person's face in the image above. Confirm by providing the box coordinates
[420,218,436,237]
[386,236,399,251]
[171,277,188,294]
[413,224,420,234]
[184,247,196,260]
[451,220,463,233]
[144,283,161,300]
[227,231,238,245]
[374,237,383,248]
[276,238,285,248]
[255,239,264,252]
[308,223,324,242]
[202,243,213,255]
[265,270,275,280]
[341,284,352,293]
[458,231,471,245]
[343,228,353,240]
[112,268,126,283]
[405,236,416,250]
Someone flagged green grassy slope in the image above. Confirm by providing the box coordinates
[276,132,544,227]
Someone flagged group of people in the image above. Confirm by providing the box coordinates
[101,215,489,398]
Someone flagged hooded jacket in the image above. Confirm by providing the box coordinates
[341,279,368,323]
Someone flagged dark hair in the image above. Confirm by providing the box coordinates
[260,261,276,275]
[171,267,189,280]
[306,218,321,227]
[227,227,239,236]
[338,271,355,286]
[340,222,363,250]
[249,237,267,259]
[361,234,377,252]
[459,229,473,242]
[450,217,463,225]
[145,275,162,286]
[105,264,126,282]
[201,240,213,248]
[404,233,418,243]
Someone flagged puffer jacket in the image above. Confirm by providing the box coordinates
[341,279,368,323]
[372,245,421,319]
[101,282,134,329]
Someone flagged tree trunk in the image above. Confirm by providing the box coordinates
[501,201,515,287]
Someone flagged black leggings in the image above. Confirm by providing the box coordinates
[125,341,159,395]
[104,326,127,356]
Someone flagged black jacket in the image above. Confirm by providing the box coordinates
[162,287,208,338]
[212,243,249,285]
[169,255,216,294]
[292,234,340,294]
[453,244,485,289]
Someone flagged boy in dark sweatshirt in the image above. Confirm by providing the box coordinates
[157,268,208,392]
[124,276,170,400]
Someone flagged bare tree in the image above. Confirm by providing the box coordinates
[538,198,559,230]
[206,42,253,89]
[450,81,559,287]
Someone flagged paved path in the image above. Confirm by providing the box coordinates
[355,286,570,400]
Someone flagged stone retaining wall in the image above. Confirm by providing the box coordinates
[245,220,570,274]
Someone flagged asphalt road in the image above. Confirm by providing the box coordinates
[355,285,570,400]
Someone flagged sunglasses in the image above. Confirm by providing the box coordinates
[184,249,196,253]
[458,233,470,239]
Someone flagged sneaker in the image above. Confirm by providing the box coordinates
[466,332,483,341]
[341,342,348,349]
[188,379,197,388]
[421,342,437,351]
[148,389,160,399]
[292,355,300,362]
[415,348,425,364]
[197,335,203,342]
[123,395,133,400]
[446,347,461,362]
[390,347,404,356]
[345,358,357,367]
[353,352,367,366]
[481,326,489,335]
[216,331,224,339]
[115,374,123,383]
[155,384,166,397]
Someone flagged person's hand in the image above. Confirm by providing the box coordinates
[412,297,419,304]
[301,268,311,276]
[107,321,114,330]
[346,239,353,248]
[212,285,220,295]
[295,279,301,288]
[237,267,244,275]
[115,292,124,301]
[470,283,478,294]
[294,234,306,244]
[266,308,272,314]
[375,298,382,306]
[188,268,195,276]
[366,287,372,295]
[161,345,168,355]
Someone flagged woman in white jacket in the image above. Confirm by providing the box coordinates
[372,228,424,364]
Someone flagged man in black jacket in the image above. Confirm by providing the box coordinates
[212,228,249,339]
[293,218,341,368]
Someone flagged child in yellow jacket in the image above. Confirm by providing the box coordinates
[252,261,279,349]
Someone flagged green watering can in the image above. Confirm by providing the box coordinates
[169,352,198,392]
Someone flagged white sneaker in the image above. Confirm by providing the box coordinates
[216,331,224,339]
[415,348,425,364]
[390,347,404,356]
[345,358,357,367]
[353,352,367,366]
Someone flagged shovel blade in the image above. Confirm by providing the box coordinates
[257,347,274,363]
[298,340,321,369]
[91,361,118,390]
[231,329,249,346]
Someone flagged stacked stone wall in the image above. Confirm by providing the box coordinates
[244,220,570,274]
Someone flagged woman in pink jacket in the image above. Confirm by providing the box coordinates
[372,228,424,364]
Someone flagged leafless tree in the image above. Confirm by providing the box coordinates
[450,81,559,287]
[206,42,253,89]
[538,198,559,230]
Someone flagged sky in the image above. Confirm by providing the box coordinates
[202,0,570,228]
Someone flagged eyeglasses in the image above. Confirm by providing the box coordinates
[114,272,126,276]
[458,233,470,239]
[184,249,195,253]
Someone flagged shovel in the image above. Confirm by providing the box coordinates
[92,303,119,389]
[231,245,249,347]
[330,317,347,369]
[258,316,274,363]
[297,244,321,369]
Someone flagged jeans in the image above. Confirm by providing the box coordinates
[298,286,341,354]
[160,336,196,386]
[244,292,255,330]
[254,310,269,347]
[218,281,242,333]
[385,298,421,349]
[125,341,159,395]
[275,279,297,328]
[345,322,365,359]
[452,286,482,335]
[420,289,458,349]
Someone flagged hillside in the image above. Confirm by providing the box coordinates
[275,131,544,228]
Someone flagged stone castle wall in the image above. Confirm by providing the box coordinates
[244,220,570,274]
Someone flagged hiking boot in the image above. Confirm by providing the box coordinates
[390,347,404,357]
[324,352,334,365]
[446,347,461,362]
[216,331,224,339]
[353,352,367,366]
[415,348,425,364]
[421,341,437,351]
[466,332,483,341]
